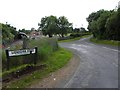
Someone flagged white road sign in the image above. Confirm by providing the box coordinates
[8,48,36,56]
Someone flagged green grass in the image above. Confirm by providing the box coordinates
[1,64,34,78]
[59,35,91,43]
[2,38,58,71]
[5,48,72,88]
[90,38,120,46]
[59,37,82,43]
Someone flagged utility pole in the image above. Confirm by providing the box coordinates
[118,1,120,8]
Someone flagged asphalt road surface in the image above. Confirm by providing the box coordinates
[59,37,119,88]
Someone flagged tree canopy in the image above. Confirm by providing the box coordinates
[87,9,120,41]
[19,28,31,34]
[38,15,72,37]
[2,23,18,45]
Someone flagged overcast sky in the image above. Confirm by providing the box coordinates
[0,0,119,30]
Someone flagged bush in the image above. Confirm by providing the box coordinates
[70,33,91,38]
[58,33,91,41]
[70,33,81,38]
[58,36,72,41]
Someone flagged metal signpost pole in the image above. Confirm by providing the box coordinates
[5,49,10,70]
[34,47,37,65]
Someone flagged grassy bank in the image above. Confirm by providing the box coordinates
[2,38,58,71]
[90,38,120,46]
[59,37,81,43]
[5,48,72,88]
[59,35,91,43]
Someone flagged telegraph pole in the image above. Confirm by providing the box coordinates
[118,1,120,8]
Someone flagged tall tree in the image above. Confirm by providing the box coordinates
[73,28,80,33]
[86,9,105,32]
[105,9,120,40]
[19,28,31,34]
[38,15,58,37]
[87,8,120,41]
[96,11,111,39]
[2,23,18,45]
[38,15,72,37]
[80,27,87,32]
[57,16,72,37]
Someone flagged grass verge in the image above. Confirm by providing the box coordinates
[5,48,72,88]
[2,38,58,71]
[59,35,91,43]
[90,38,120,46]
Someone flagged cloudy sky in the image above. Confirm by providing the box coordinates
[0,0,119,30]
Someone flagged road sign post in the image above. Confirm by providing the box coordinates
[34,47,38,65]
[5,49,10,70]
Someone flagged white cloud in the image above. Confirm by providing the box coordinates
[0,0,119,30]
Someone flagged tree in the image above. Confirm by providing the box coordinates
[87,10,113,39]
[2,23,18,45]
[96,11,111,39]
[105,9,120,40]
[88,20,98,38]
[0,23,2,36]
[80,27,87,32]
[87,8,120,41]
[57,16,72,37]
[19,28,31,34]
[38,15,72,37]
[73,28,80,33]
[86,9,105,32]
[38,15,58,37]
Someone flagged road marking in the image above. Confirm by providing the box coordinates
[64,53,82,88]
[102,47,120,52]
[112,62,118,67]
[86,42,96,46]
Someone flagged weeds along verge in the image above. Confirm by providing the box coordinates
[2,38,59,71]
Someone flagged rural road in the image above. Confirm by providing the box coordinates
[59,37,119,88]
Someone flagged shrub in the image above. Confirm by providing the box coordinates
[70,33,81,38]
[2,38,59,71]
[70,33,91,38]
[58,36,72,41]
